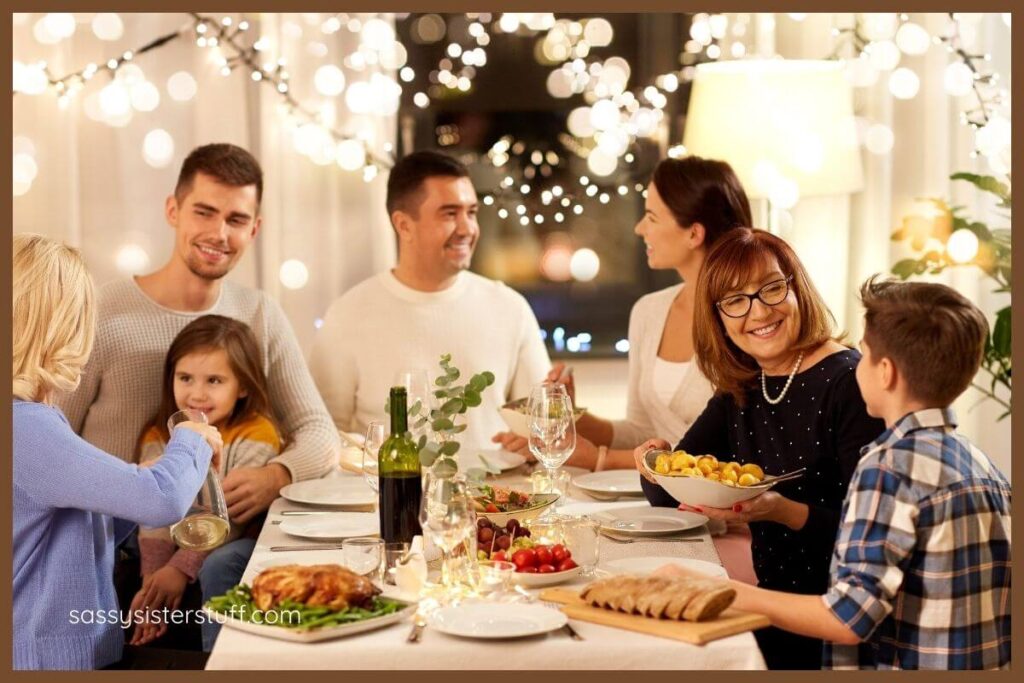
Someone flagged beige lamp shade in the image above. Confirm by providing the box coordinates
[682,60,864,200]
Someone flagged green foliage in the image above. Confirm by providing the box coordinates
[413,353,496,477]
[889,173,1012,418]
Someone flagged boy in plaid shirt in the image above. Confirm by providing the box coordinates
[656,278,1010,669]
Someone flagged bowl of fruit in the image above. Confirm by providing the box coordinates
[474,517,581,587]
[498,397,587,439]
[643,449,777,508]
[471,484,558,527]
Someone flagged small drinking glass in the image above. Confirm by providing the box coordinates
[342,537,385,580]
[382,541,411,585]
[562,515,601,577]
[476,560,516,600]
[167,409,231,551]
[362,421,386,493]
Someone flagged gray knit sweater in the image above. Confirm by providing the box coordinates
[57,278,337,482]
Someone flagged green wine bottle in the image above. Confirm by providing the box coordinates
[378,386,422,544]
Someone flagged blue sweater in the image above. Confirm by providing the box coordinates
[12,400,213,670]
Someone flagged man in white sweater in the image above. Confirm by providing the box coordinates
[59,144,337,526]
[309,151,550,460]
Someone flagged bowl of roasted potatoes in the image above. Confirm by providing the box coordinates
[642,449,775,508]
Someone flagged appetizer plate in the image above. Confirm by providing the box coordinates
[279,513,379,541]
[593,506,708,536]
[573,470,645,498]
[429,602,568,639]
[202,599,416,643]
[475,493,560,527]
[510,565,583,588]
[280,478,376,507]
[603,556,728,578]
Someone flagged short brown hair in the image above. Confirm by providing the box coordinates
[145,315,277,443]
[694,228,839,405]
[385,150,470,220]
[175,143,263,205]
[651,156,753,248]
[859,276,987,407]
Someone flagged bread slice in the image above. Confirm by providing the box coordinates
[682,582,736,621]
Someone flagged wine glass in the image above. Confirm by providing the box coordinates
[166,410,231,551]
[527,384,576,517]
[362,421,386,493]
[419,474,477,589]
[392,369,434,442]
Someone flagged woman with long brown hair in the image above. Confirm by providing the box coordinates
[634,228,885,669]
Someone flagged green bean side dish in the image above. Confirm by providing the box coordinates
[205,584,407,630]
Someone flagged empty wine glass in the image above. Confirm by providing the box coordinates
[362,421,386,493]
[420,474,477,589]
[527,384,576,518]
[167,409,231,551]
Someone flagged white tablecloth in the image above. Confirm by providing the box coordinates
[206,469,766,670]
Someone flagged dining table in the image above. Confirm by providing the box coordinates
[205,451,768,670]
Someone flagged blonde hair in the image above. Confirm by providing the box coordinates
[12,234,97,402]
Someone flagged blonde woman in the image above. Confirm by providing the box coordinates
[12,234,222,670]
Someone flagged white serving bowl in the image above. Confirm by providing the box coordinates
[642,450,776,509]
[511,564,582,587]
[498,399,586,439]
[474,493,560,527]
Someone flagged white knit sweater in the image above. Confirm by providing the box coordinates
[309,270,551,460]
[57,278,337,482]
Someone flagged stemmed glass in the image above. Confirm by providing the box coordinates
[361,421,386,493]
[167,409,231,551]
[527,384,576,516]
[419,474,477,590]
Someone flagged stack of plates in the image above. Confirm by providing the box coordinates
[592,506,708,537]
[573,470,646,500]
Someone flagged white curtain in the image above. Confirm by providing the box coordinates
[12,12,397,351]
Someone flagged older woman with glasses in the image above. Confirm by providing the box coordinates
[633,227,884,670]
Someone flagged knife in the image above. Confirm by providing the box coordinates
[269,544,345,552]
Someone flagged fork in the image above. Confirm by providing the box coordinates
[406,611,427,643]
[540,600,584,641]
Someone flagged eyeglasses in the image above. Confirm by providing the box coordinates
[716,275,793,318]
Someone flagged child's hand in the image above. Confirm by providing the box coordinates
[177,422,223,471]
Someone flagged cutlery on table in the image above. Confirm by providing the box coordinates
[540,601,584,641]
[269,544,345,552]
[406,611,427,643]
[279,510,343,515]
[600,533,704,544]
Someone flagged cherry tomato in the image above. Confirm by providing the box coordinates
[511,549,537,570]
[518,566,538,574]
[557,558,578,572]
[535,547,554,566]
[485,503,499,513]
[551,544,569,563]
[491,550,507,563]
[538,564,556,574]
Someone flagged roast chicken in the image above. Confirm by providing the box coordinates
[251,564,380,611]
[579,575,736,622]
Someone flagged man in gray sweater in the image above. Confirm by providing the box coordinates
[58,144,337,556]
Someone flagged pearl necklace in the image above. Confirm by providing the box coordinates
[761,351,805,405]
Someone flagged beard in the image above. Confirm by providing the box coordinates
[184,251,233,281]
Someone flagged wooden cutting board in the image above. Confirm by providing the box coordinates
[539,587,770,645]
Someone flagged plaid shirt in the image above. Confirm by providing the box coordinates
[822,408,1011,669]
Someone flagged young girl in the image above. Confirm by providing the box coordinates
[12,234,220,670]
[129,314,282,651]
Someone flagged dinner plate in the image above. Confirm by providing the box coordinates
[280,478,376,507]
[279,513,379,541]
[468,449,528,473]
[602,556,728,578]
[203,599,416,643]
[429,602,568,639]
[592,506,708,536]
[573,470,645,497]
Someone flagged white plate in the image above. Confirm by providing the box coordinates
[202,599,416,643]
[429,602,567,639]
[603,556,728,578]
[593,506,707,536]
[510,565,583,587]
[574,470,644,496]
[280,478,376,507]
[279,513,379,541]
[469,449,528,473]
